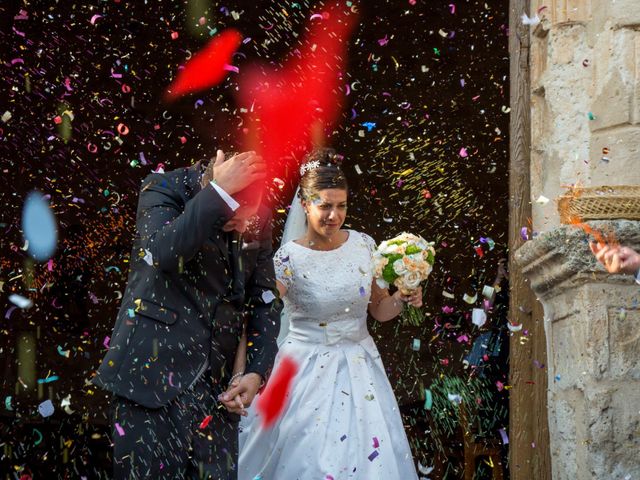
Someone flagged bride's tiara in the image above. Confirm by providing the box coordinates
[299,151,344,176]
[299,160,321,176]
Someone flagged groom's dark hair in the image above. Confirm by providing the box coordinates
[298,147,348,201]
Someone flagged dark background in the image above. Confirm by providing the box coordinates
[1,0,509,478]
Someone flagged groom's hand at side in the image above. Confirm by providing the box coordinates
[211,150,266,195]
[218,373,263,416]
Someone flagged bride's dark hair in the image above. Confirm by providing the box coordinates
[298,147,348,201]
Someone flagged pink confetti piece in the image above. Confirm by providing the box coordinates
[449,3,456,14]
[115,422,125,436]
[372,436,379,448]
[103,336,110,349]
[90,14,102,25]
[459,147,468,157]
[309,13,323,20]
[223,64,239,73]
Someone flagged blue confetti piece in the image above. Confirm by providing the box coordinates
[340,434,347,441]
[368,450,379,461]
[359,286,366,297]
[22,191,58,261]
[37,376,59,384]
[38,399,54,418]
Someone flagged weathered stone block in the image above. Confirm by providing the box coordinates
[536,0,591,25]
[517,222,640,480]
[549,393,579,480]
[607,306,640,379]
[531,32,549,89]
[604,382,640,477]
[590,29,636,131]
[550,314,588,389]
[608,0,640,28]
[589,125,640,185]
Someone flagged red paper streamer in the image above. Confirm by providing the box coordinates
[256,355,299,429]
[164,29,243,102]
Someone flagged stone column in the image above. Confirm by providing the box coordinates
[515,221,640,479]
[525,3,640,477]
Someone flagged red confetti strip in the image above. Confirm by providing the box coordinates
[256,355,299,429]
[164,29,243,102]
[199,415,213,429]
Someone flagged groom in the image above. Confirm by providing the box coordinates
[92,150,282,479]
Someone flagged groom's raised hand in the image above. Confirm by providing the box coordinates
[219,373,263,416]
[210,150,266,195]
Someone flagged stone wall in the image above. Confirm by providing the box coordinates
[529,0,640,232]
[516,221,640,480]
[522,2,640,477]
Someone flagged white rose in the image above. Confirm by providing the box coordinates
[382,243,405,255]
[393,258,407,275]
[408,253,423,263]
[403,271,422,290]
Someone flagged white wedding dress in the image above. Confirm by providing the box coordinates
[238,230,418,480]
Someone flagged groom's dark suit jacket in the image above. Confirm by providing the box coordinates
[92,162,281,408]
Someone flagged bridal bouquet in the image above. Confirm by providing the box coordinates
[373,232,436,326]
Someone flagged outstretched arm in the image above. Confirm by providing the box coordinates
[590,242,640,276]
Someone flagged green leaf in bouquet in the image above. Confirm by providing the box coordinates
[386,239,406,247]
[426,250,435,265]
[405,244,422,255]
[382,253,403,283]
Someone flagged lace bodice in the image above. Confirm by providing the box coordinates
[274,230,377,342]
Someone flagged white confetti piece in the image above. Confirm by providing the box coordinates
[9,294,33,309]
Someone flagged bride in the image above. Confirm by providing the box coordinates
[222,148,421,479]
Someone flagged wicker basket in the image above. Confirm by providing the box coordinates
[558,185,640,224]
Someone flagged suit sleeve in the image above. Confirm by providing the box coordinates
[244,211,283,380]
[137,173,235,274]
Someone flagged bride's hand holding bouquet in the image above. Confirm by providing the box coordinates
[373,232,436,326]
